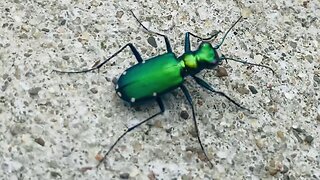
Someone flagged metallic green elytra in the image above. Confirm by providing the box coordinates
[53,11,275,169]
[116,42,220,104]
[116,53,182,103]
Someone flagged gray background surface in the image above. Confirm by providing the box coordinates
[0,0,319,179]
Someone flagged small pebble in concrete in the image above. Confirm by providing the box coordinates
[90,87,98,94]
[28,87,41,96]
[180,110,189,119]
[147,36,157,48]
[304,135,314,144]
[34,137,45,146]
[216,67,228,77]
[119,172,130,179]
[248,85,258,94]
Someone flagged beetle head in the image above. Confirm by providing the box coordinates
[194,16,243,70]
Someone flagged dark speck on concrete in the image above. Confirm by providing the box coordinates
[119,172,130,179]
[147,36,158,48]
[28,87,41,96]
[35,137,45,146]
[248,85,258,94]
[180,110,189,119]
[305,135,314,144]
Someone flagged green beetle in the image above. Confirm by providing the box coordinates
[54,11,274,168]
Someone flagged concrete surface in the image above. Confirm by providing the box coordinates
[0,0,319,179]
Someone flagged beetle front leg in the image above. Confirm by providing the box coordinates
[184,31,222,52]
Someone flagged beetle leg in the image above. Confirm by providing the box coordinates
[130,10,173,53]
[184,31,222,52]
[192,75,250,111]
[180,84,214,168]
[97,97,165,168]
[53,43,144,74]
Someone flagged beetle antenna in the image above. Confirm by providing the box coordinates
[215,16,242,48]
[223,57,275,74]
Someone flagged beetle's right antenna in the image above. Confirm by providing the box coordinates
[215,16,242,48]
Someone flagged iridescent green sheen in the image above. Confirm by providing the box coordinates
[117,53,183,103]
[117,42,219,103]
[196,43,217,64]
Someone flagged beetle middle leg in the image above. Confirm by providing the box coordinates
[53,43,144,73]
[130,10,173,53]
[180,84,214,168]
[97,97,165,168]
[192,75,249,111]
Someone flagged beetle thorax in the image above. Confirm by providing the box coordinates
[179,52,200,76]
[179,42,220,76]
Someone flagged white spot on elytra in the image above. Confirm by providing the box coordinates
[123,71,127,75]
[117,92,122,97]
[115,84,119,90]
[153,92,157,96]
[131,97,135,103]
[142,61,146,64]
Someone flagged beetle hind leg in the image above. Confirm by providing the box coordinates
[180,84,214,168]
[53,43,144,74]
[97,97,165,168]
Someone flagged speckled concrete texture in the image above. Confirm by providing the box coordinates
[0,0,319,179]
